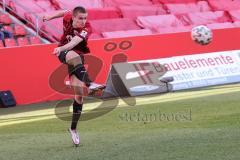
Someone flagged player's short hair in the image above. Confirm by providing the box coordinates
[73,6,87,16]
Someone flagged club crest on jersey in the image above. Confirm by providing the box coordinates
[79,30,88,38]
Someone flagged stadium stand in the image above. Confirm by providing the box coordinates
[180,11,232,25]
[0,13,11,24]
[29,36,41,45]
[87,7,121,20]
[90,18,141,34]
[0,40,3,47]
[228,10,240,22]
[207,0,240,11]
[4,38,17,47]
[14,24,27,36]
[103,0,153,7]
[206,22,236,30]
[8,0,49,20]
[1,0,240,45]
[3,25,13,33]
[136,14,185,32]
[165,1,212,14]
[119,5,166,19]
[155,25,193,34]
[0,8,44,47]
[152,0,198,4]
[102,29,152,38]
[17,36,29,46]
[234,21,240,27]
[40,17,62,41]
[55,0,104,9]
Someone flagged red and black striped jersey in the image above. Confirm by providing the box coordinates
[59,11,92,54]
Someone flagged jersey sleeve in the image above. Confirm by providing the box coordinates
[63,10,72,24]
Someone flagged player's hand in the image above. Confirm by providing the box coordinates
[42,15,51,22]
[53,47,61,56]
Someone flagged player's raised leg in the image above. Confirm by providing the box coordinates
[65,50,105,95]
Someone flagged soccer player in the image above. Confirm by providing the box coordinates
[43,6,105,146]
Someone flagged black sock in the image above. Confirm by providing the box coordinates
[71,100,83,130]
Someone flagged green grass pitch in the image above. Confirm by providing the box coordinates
[0,84,240,160]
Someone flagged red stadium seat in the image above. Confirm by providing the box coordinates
[103,0,153,7]
[90,18,141,34]
[0,40,4,48]
[23,12,40,27]
[29,36,42,44]
[182,11,232,25]
[152,0,197,4]
[228,10,240,22]
[0,0,11,6]
[155,25,193,34]
[208,0,240,11]
[4,38,17,47]
[27,11,59,29]
[14,24,27,36]
[0,14,12,25]
[56,0,103,9]
[233,21,240,27]
[88,8,122,20]
[165,1,212,14]
[34,0,56,12]
[102,29,152,38]
[41,18,63,41]
[9,0,44,20]
[136,14,185,32]
[49,0,61,10]
[206,22,236,30]
[3,25,13,33]
[119,5,166,19]
[17,37,29,46]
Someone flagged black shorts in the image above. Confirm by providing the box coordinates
[58,50,68,64]
[58,50,85,76]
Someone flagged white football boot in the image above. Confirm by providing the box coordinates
[68,128,80,147]
[89,82,106,96]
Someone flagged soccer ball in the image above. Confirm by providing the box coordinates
[191,25,212,45]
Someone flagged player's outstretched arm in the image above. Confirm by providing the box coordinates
[53,36,83,56]
[43,10,68,22]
